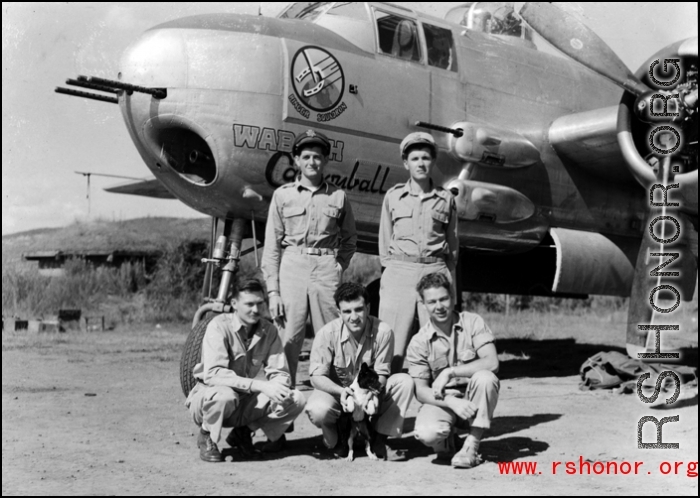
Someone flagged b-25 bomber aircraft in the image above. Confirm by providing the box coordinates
[55,2,698,394]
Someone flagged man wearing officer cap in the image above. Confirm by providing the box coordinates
[379,132,459,374]
[262,129,357,389]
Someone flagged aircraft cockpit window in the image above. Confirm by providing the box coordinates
[445,2,533,42]
[326,2,370,21]
[375,11,421,62]
[279,2,333,21]
[423,24,457,71]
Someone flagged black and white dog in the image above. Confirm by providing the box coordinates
[336,362,382,461]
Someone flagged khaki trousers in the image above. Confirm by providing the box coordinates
[378,260,453,373]
[414,370,500,453]
[304,373,414,448]
[280,252,340,385]
[186,383,306,445]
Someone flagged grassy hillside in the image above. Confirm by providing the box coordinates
[2,217,211,267]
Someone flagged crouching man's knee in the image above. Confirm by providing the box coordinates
[285,389,306,417]
[387,372,414,393]
[471,370,499,391]
[304,393,336,428]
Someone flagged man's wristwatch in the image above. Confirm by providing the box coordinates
[268,291,280,296]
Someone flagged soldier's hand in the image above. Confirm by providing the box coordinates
[432,369,452,400]
[445,396,477,420]
[259,381,293,405]
[340,386,354,411]
[269,295,285,323]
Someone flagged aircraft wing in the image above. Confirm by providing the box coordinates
[104,177,176,199]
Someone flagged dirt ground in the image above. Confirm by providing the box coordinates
[2,324,698,496]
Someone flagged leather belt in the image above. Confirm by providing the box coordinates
[388,254,444,264]
[284,247,336,256]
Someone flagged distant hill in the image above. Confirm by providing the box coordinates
[2,217,211,267]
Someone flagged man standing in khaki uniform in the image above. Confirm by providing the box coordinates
[407,272,499,469]
[379,132,459,373]
[262,129,357,386]
[186,279,306,462]
[305,282,413,461]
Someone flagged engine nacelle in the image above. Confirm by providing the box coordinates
[447,121,540,168]
[445,178,535,223]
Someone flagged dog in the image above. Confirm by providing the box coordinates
[336,362,382,461]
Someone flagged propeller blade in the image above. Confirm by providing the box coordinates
[520,3,649,96]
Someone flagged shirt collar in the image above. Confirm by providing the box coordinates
[398,178,437,199]
[295,177,329,193]
[340,316,372,344]
[427,311,462,340]
[230,313,264,349]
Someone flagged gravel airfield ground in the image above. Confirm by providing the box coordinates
[2,320,697,496]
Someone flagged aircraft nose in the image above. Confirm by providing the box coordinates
[116,15,286,219]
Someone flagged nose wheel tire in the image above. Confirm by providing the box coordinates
[180,313,216,397]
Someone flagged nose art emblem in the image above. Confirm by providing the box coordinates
[292,46,344,112]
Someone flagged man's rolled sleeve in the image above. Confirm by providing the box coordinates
[472,316,495,353]
[261,193,284,293]
[337,196,357,270]
[406,334,432,381]
[202,327,254,393]
[308,327,334,377]
[373,325,394,378]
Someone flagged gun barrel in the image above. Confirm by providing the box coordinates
[80,75,166,99]
[66,79,120,94]
[54,87,118,104]
[414,121,464,138]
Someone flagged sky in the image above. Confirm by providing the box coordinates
[2,2,698,235]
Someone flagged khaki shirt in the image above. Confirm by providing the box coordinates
[192,313,291,392]
[406,311,494,383]
[378,179,458,268]
[309,316,393,387]
[261,179,357,293]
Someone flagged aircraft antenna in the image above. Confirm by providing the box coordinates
[74,171,144,219]
[74,171,92,218]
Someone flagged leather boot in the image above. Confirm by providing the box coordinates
[226,426,263,459]
[197,429,223,463]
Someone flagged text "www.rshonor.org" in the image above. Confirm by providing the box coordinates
[497,458,698,477]
[635,57,689,450]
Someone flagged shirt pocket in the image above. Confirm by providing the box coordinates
[428,355,449,382]
[391,206,413,239]
[282,205,306,236]
[431,209,450,231]
[318,205,341,236]
[249,353,266,376]
[333,365,352,387]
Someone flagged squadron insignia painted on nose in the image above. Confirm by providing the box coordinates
[292,46,345,113]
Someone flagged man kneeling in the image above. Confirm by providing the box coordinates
[407,272,500,468]
[305,282,414,461]
[186,279,306,462]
